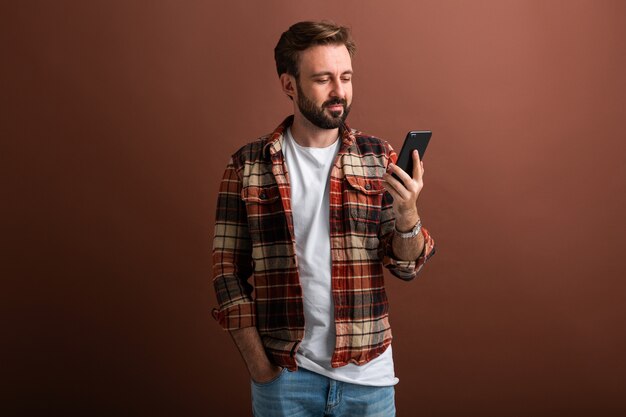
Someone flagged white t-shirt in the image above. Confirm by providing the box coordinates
[283,127,398,386]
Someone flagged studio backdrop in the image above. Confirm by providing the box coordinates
[2,1,626,416]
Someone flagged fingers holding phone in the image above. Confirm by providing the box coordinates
[392,130,431,181]
[384,150,424,203]
[413,150,425,180]
[383,130,432,229]
[384,130,431,199]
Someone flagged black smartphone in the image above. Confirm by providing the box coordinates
[392,130,432,182]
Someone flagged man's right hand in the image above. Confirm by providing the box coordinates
[229,327,285,383]
[251,364,284,383]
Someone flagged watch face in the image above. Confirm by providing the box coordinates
[396,221,421,238]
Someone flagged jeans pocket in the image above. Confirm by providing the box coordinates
[251,367,287,387]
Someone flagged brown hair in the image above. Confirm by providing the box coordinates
[274,21,356,78]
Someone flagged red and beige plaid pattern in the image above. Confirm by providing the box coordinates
[212,116,435,370]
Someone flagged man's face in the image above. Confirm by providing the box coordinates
[293,44,353,129]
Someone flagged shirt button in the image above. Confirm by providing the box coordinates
[364,183,371,190]
[259,192,266,199]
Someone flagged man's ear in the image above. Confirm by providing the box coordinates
[280,73,296,100]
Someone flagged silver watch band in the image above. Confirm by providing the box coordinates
[395,219,422,239]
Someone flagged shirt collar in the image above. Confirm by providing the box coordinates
[263,115,356,158]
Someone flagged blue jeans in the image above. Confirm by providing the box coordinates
[251,367,396,417]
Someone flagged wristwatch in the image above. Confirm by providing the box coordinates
[395,219,422,239]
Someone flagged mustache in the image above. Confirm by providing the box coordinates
[323,98,348,108]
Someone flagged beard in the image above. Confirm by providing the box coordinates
[296,81,351,130]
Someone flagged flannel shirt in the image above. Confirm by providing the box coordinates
[212,116,435,370]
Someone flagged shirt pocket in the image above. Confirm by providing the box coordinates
[344,175,384,247]
[241,185,289,242]
[241,185,281,205]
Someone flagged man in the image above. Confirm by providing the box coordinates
[212,21,435,416]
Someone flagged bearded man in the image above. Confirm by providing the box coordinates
[211,20,436,417]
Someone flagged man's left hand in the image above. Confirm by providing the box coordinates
[382,149,424,231]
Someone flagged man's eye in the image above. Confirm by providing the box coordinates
[341,77,352,82]
[315,79,329,84]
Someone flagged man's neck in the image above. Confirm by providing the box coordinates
[289,113,340,148]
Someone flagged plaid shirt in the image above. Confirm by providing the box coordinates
[212,116,435,370]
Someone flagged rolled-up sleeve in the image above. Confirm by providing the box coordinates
[379,226,436,281]
[378,141,436,281]
[211,157,256,330]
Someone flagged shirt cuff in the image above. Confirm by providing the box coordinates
[212,301,257,330]
[381,227,435,281]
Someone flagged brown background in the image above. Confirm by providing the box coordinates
[2,0,626,416]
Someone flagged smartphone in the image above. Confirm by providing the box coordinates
[392,130,432,182]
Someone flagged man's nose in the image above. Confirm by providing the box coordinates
[329,78,345,98]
